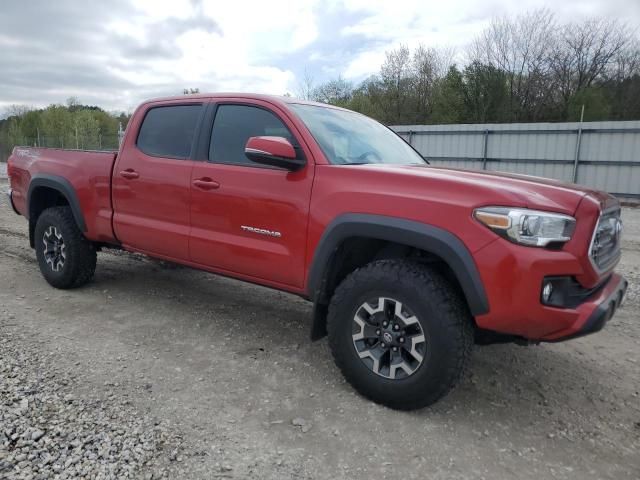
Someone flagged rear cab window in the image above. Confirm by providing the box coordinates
[137,104,203,159]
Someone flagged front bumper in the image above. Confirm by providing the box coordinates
[472,236,627,342]
[6,188,20,215]
[544,274,627,341]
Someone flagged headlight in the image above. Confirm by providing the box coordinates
[474,207,576,247]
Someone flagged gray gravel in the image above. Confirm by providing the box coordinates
[0,327,182,479]
[0,178,638,479]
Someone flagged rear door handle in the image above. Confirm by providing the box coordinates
[120,169,139,180]
[193,178,220,190]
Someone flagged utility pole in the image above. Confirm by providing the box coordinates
[118,122,124,147]
[572,104,585,183]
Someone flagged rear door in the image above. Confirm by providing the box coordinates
[189,101,314,288]
[112,102,204,259]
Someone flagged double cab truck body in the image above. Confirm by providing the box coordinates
[7,93,627,409]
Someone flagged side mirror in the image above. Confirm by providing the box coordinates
[245,136,305,170]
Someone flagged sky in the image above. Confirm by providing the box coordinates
[1,0,639,115]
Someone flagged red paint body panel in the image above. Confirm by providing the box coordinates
[246,136,297,159]
[189,162,313,288]
[188,98,314,288]
[111,97,203,258]
[6,93,624,342]
[112,152,195,259]
[8,147,117,243]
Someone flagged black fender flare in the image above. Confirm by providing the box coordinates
[27,174,87,237]
[307,214,489,339]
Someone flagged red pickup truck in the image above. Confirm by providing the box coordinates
[7,93,627,409]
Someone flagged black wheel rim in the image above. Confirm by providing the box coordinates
[43,226,66,272]
[352,297,426,379]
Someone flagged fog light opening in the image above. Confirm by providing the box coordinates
[542,282,553,303]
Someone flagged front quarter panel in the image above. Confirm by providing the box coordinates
[303,164,509,299]
[305,164,509,280]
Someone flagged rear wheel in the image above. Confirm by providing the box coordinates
[34,207,97,289]
[327,259,473,410]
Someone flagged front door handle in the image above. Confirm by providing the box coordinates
[120,169,139,180]
[193,177,220,190]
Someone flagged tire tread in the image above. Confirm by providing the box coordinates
[327,259,473,410]
[35,207,97,289]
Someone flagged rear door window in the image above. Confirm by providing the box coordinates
[137,105,203,159]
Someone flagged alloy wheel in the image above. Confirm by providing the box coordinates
[43,226,66,272]
[352,297,426,379]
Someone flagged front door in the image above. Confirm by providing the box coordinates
[112,103,203,259]
[189,102,314,288]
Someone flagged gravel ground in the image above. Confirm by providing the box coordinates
[0,330,181,479]
[0,175,638,479]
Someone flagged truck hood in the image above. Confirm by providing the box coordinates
[355,164,615,215]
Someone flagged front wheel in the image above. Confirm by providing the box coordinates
[34,207,97,289]
[327,259,473,410]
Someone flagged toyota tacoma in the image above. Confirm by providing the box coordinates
[6,93,628,410]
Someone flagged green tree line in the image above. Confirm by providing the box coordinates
[0,98,130,161]
[302,10,640,125]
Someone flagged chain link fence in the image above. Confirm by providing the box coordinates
[1,126,125,162]
[13,134,121,151]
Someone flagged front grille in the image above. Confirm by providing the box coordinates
[589,208,622,272]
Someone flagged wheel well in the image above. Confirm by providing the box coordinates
[28,187,70,248]
[310,236,471,340]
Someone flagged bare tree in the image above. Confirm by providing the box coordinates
[612,41,640,82]
[314,76,353,105]
[381,44,412,122]
[470,9,556,120]
[295,69,317,101]
[66,97,81,110]
[551,18,633,112]
[411,45,455,121]
[4,104,32,118]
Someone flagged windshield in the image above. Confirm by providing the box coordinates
[289,104,426,166]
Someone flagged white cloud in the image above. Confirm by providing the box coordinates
[0,0,638,112]
[338,0,640,81]
[120,0,321,99]
[343,50,387,78]
[1,0,319,112]
[201,0,319,58]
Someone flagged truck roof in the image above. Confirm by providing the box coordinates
[141,92,347,111]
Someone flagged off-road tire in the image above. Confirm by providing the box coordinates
[34,206,97,289]
[327,259,473,410]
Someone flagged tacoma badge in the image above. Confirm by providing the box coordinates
[241,225,282,238]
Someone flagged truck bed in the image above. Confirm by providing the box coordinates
[8,147,118,244]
